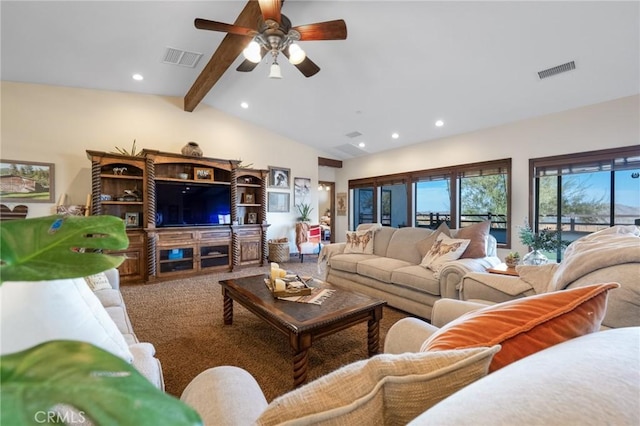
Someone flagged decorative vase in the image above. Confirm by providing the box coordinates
[181,142,203,157]
[522,249,548,266]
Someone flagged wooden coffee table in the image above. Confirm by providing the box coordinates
[218,274,386,387]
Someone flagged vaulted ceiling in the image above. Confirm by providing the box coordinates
[2,1,638,159]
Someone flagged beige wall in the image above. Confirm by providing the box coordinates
[333,94,640,256]
[2,82,637,257]
[0,81,330,248]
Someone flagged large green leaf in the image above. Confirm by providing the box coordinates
[0,340,202,426]
[0,215,129,283]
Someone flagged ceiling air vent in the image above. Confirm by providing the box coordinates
[162,47,203,68]
[345,131,363,138]
[538,61,576,80]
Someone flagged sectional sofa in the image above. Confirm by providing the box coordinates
[321,222,501,319]
[0,268,164,390]
[181,285,639,425]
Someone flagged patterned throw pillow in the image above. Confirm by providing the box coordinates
[422,282,619,372]
[256,346,500,426]
[416,222,452,258]
[84,272,112,291]
[344,229,375,254]
[420,234,470,274]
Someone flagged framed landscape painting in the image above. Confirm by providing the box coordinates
[0,159,55,203]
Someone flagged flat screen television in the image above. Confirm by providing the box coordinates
[155,181,231,227]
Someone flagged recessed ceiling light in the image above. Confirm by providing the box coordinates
[435,120,444,127]
[132,73,143,81]
[240,102,249,109]
[391,132,399,139]
[358,142,366,148]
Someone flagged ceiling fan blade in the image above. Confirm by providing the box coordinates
[236,47,268,72]
[282,49,320,77]
[258,0,281,23]
[185,0,262,112]
[293,19,347,41]
[194,18,256,37]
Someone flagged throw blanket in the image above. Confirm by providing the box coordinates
[550,225,640,292]
[517,225,640,294]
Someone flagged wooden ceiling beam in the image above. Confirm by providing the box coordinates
[318,157,342,168]
[184,1,262,112]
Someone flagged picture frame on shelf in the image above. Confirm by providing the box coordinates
[124,212,139,227]
[194,167,213,181]
[293,177,311,206]
[268,192,290,212]
[244,193,255,204]
[268,166,290,189]
[247,212,257,224]
[0,159,55,203]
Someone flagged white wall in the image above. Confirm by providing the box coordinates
[0,81,331,251]
[334,94,640,257]
[2,82,637,257]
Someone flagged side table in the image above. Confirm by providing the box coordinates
[487,263,519,277]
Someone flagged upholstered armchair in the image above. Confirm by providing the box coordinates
[295,222,322,262]
[460,225,640,329]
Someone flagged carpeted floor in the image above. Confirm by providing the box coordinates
[121,257,410,402]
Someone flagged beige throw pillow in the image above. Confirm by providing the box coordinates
[0,278,134,362]
[84,272,112,291]
[416,222,452,258]
[344,229,375,254]
[420,234,470,275]
[256,346,500,426]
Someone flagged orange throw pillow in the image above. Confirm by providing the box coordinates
[421,283,619,372]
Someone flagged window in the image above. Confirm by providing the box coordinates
[458,165,509,244]
[380,183,408,227]
[349,159,511,247]
[352,187,374,227]
[530,145,640,261]
[415,174,451,228]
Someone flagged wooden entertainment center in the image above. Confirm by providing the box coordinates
[87,149,269,283]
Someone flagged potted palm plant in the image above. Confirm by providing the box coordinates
[0,215,201,425]
[296,203,313,222]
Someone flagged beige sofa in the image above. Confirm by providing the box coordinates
[0,268,164,390]
[461,225,640,329]
[180,296,640,425]
[97,268,165,389]
[321,224,500,319]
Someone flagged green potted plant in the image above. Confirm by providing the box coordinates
[0,215,201,425]
[296,203,313,222]
[504,251,520,268]
[518,221,569,265]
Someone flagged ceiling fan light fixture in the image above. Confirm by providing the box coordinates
[288,43,306,65]
[269,61,282,79]
[243,40,262,63]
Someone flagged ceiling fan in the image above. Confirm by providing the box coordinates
[184,0,347,112]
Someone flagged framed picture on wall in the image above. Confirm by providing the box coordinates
[0,159,55,203]
[336,192,347,216]
[268,166,290,189]
[293,177,311,206]
[268,192,290,212]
